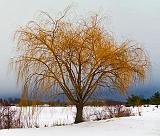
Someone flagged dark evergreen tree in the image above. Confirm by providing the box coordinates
[150,92,160,106]
[127,95,141,107]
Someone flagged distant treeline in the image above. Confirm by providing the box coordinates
[17,99,126,107]
[0,97,125,107]
[0,98,20,106]
[0,91,160,107]
[127,91,160,106]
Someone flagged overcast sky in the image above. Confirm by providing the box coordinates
[0,0,160,99]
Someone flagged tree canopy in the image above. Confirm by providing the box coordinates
[11,9,150,123]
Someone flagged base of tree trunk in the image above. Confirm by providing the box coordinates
[75,105,83,123]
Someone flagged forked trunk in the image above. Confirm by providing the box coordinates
[75,104,83,123]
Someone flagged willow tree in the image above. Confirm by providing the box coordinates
[12,10,149,123]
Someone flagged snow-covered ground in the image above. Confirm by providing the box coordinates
[5,105,133,127]
[0,105,160,136]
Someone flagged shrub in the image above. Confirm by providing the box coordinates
[0,106,23,129]
[84,106,133,121]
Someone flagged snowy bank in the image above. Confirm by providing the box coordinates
[0,105,160,136]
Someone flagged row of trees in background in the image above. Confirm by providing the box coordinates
[127,91,160,106]
[1,91,160,107]
[0,97,125,107]
[0,98,20,106]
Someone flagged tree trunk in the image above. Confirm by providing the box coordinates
[75,104,83,123]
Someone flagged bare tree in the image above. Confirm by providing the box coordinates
[11,9,149,123]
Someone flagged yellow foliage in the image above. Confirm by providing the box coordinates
[11,10,150,106]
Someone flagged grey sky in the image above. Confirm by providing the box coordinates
[0,0,160,98]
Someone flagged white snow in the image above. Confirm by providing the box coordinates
[0,105,160,136]
[11,106,131,127]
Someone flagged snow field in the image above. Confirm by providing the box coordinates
[5,105,159,128]
[0,105,160,136]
